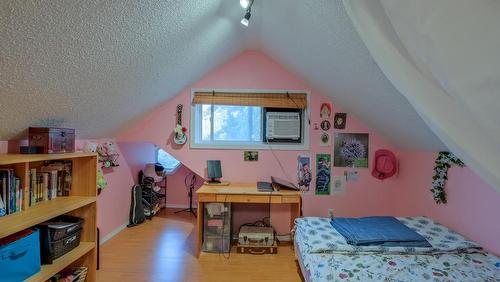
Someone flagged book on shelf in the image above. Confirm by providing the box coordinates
[29,161,72,207]
[0,168,22,217]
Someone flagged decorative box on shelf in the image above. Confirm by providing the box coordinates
[9,127,75,154]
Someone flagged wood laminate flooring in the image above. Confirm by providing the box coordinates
[96,209,303,282]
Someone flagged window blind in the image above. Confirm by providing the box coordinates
[192,91,307,109]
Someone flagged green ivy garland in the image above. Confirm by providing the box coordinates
[431,151,464,204]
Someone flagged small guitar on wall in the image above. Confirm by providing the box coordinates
[173,104,187,145]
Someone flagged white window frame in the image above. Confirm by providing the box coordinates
[189,88,310,150]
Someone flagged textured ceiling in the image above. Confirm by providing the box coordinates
[0,0,444,149]
[0,0,250,139]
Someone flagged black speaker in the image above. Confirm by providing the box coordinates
[207,160,222,183]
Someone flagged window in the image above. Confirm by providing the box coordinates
[156,148,181,174]
[190,90,310,150]
[195,104,261,144]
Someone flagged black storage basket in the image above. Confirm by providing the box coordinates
[38,215,84,264]
[49,228,82,260]
[39,215,83,241]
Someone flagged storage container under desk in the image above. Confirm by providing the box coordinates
[202,203,231,253]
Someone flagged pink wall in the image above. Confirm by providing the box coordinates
[0,141,7,153]
[396,151,500,255]
[118,142,156,183]
[163,164,204,207]
[75,140,135,239]
[117,51,401,234]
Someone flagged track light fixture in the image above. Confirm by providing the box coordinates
[241,10,251,26]
[240,0,254,27]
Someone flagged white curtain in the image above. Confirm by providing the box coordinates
[343,0,500,192]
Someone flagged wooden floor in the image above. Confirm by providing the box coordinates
[96,209,303,282]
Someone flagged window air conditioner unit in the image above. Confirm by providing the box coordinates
[265,111,301,140]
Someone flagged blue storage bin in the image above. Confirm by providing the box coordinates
[0,229,41,282]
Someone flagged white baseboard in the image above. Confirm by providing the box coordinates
[165,204,190,209]
[100,223,128,245]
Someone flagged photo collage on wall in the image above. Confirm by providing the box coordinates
[309,104,368,195]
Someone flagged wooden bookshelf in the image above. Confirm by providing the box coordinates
[0,196,96,238]
[0,152,97,165]
[25,242,95,282]
[0,152,97,282]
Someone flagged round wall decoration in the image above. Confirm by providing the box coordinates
[319,132,330,146]
[320,120,331,131]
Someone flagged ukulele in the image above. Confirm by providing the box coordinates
[173,104,187,145]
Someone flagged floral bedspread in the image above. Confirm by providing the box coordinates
[294,216,480,255]
[294,217,500,281]
[304,250,500,281]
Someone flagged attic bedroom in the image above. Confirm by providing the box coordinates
[0,1,499,282]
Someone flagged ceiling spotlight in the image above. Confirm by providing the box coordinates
[241,10,251,27]
[240,0,253,9]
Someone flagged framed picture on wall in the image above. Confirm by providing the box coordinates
[334,133,369,168]
[244,151,259,161]
[320,103,332,119]
[333,113,347,129]
[297,155,311,191]
[315,154,331,195]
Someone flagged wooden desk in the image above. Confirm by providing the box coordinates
[196,182,302,255]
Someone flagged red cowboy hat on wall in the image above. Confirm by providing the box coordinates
[372,149,398,180]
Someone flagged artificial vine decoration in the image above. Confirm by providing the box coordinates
[431,151,465,204]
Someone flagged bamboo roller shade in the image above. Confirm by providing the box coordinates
[192,91,307,109]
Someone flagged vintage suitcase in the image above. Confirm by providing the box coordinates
[236,242,278,254]
[26,127,75,154]
[238,226,274,246]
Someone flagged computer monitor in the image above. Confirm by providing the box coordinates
[207,160,222,183]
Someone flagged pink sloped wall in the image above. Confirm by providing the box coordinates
[117,51,401,234]
[75,140,135,239]
[117,142,156,184]
[395,151,500,255]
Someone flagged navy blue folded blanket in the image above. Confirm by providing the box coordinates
[331,216,432,247]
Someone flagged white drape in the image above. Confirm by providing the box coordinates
[343,0,500,192]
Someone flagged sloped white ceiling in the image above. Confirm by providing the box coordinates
[342,0,500,191]
[0,0,444,150]
[257,0,444,150]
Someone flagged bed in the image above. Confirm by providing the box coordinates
[294,216,500,281]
